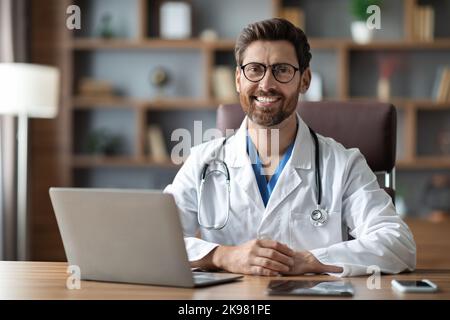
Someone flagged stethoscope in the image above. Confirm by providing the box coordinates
[197,127,328,230]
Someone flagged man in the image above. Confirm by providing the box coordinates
[164,18,416,277]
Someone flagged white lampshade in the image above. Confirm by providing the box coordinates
[0,63,60,118]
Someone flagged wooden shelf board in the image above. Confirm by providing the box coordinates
[71,155,180,168]
[397,157,450,169]
[72,96,140,108]
[70,37,450,52]
[309,38,349,49]
[72,156,450,170]
[72,38,237,51]
[72,96,223,110]
[346,39,450,50]
[204,39,236,50]
[140,98,218,110]
[72,38,206,50]
[349,97,450,109]
[413,101,450,110]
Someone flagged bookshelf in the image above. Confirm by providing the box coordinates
[64,0,450,216]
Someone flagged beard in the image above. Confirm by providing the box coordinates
[239,88,299,127]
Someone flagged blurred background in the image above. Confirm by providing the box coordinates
[0,0,449,263]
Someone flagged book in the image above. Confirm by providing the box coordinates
[432,66,448,102]
[423,6,434,41]
[280,7,305,30]
[79,78,115,97]
[211,66,236,102]
[147,125,169,162]
[442,69,450,102]
[413,5,434,41]
[436,68,450,103]
[413,6,420,40]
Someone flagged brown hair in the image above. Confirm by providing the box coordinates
[235,18,311,73]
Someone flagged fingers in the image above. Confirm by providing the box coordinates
[226,239,296,276]
[250,265,280,277]
[251,256,291,273]
[257,247,295,269]
[257,239,294,257]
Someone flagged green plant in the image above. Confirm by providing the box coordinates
[350,0,381,21]
[98,13,115,38]
[86,128,122,155]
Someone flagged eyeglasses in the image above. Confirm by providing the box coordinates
[240,62,300,83]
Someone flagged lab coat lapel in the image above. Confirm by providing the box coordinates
[225,117,266,212]
[264,114,314,217]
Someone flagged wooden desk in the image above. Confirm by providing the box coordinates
[1,219,449,300]
[1,261,449,300]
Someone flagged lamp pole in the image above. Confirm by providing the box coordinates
[0,63,60,261]
[17,113,28,261]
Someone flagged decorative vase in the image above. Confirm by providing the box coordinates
[377,77,390,102]
[351,21,373,44]
[160,1,192,39]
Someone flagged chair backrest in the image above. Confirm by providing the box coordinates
[216,101,397,197]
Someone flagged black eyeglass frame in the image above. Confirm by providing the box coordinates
[240,62,300,83]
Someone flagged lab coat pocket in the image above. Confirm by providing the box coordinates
[289,210,341,251]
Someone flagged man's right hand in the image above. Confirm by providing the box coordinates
[209,239,295,276]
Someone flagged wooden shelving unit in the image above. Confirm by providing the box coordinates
[65,0,450,190]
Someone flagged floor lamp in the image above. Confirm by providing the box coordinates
[0,63,60,261]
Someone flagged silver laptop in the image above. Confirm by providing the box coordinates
[49,187,242,288]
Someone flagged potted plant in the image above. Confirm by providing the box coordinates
[350,0,381,44]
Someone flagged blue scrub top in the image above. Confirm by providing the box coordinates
[246,133,295,207]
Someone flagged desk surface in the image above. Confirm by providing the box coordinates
[1,261,449,300]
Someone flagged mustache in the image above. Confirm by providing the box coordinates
[251,89,283,97]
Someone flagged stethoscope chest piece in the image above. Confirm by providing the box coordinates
[310,208,328,227]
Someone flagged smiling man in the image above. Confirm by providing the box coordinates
[164,18,416,277]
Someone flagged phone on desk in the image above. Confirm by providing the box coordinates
[391,279,438,293]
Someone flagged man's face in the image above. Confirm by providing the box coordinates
[236,40,310,127]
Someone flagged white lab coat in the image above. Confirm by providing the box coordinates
[164,113,416,277]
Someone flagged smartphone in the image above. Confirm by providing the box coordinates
[391,279,438,293]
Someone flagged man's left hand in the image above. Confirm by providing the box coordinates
[282,250,343,275]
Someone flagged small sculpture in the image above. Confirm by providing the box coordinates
[150,67,170,97]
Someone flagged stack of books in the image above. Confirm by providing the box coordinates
[412,5,434,41]
[78,78,116,97]
[432,66,450,103]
